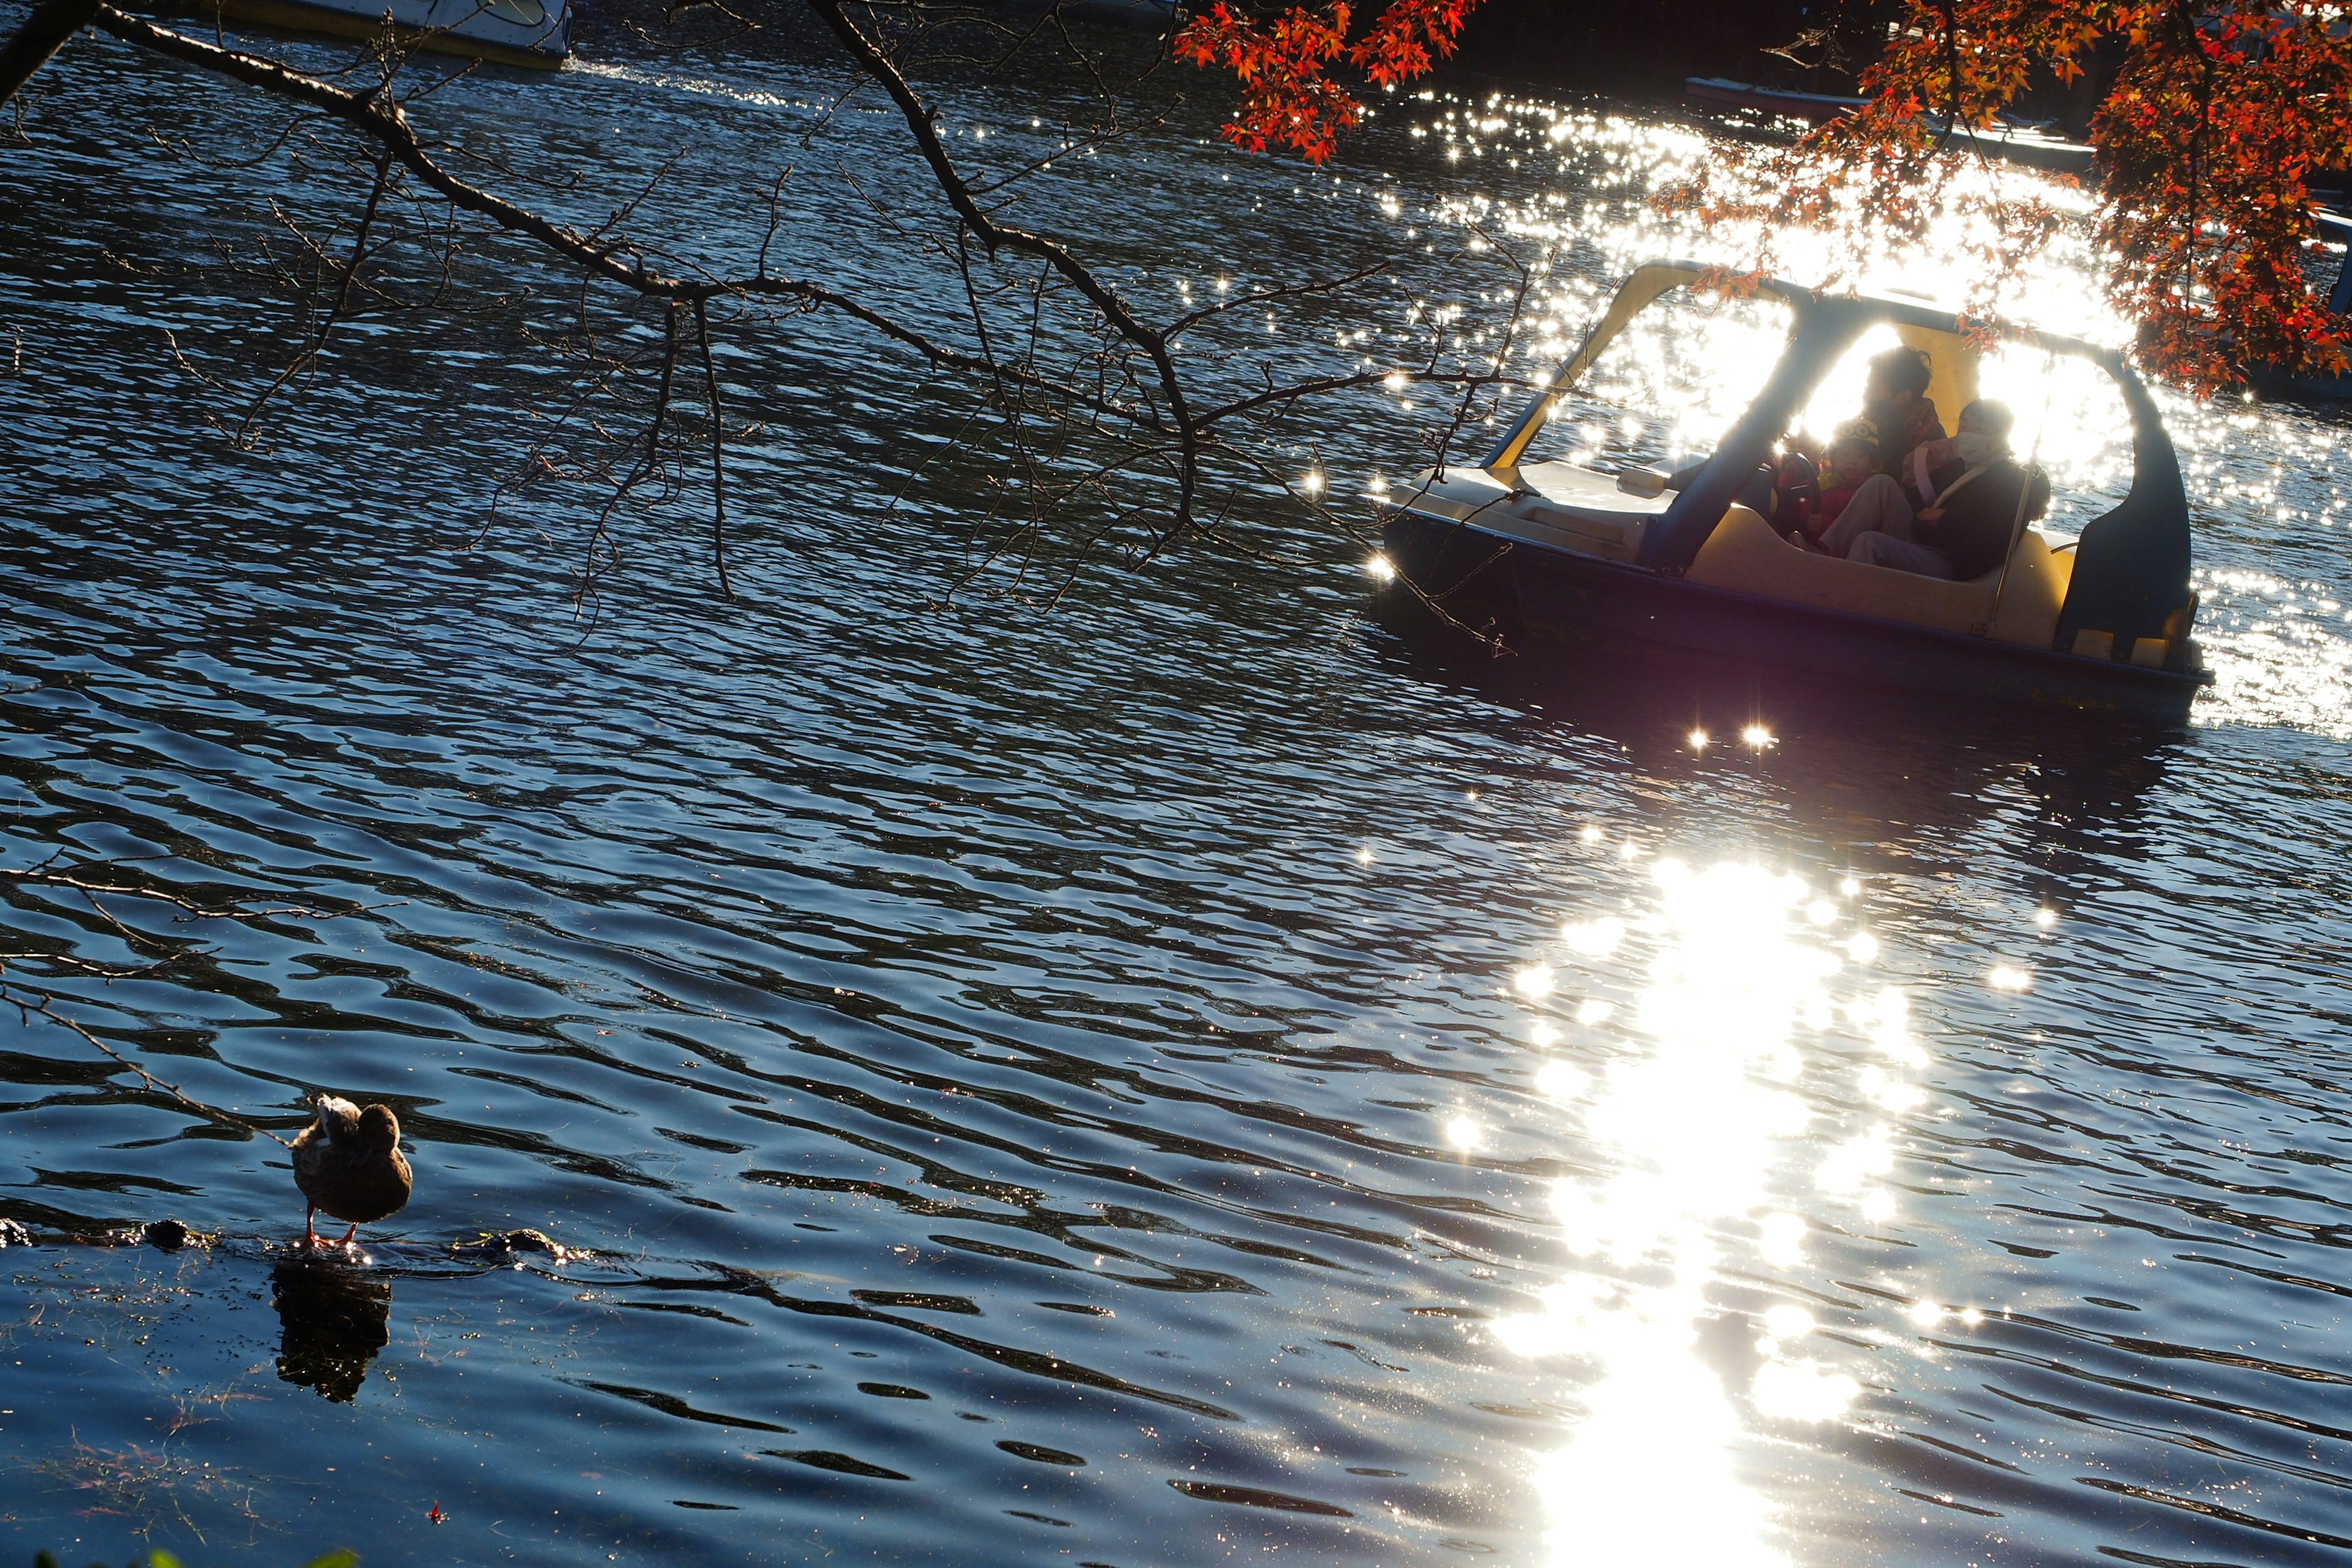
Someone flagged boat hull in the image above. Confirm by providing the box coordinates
[213,0,568,67]
[2249,365,2352,405]
[1681,78,2094,176]
[1683,78,1860,126]
[1381,508,2208,727]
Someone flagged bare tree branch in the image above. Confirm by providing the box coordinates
[0,0,97,112]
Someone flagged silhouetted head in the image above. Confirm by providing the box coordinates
[1863,345,1932,411]
[357,1104,402,1151]
[1825,417,1881,483]
[1958,398,2015,442]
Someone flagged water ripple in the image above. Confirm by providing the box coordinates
[3,12,2351,1567]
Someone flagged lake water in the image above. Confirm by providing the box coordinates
[4,10,2352,1566]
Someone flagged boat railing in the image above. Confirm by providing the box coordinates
[1978,461,2052,639]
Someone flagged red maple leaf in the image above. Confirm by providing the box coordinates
[1175,1,1485,164]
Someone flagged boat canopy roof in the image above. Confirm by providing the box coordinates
[1489,259,2126,473]
[1480,258,2191,652]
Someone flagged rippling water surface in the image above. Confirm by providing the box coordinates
[5,12,2352,1566]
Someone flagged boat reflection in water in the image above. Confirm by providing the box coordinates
[1496,858,1921,1564]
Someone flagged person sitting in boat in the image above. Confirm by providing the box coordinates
[1775,420,1879,543]
[1814,399,2048,578]
[1913,401,2050,575]
[1860,345,1941,475]
[1814,421,1882,535]
[1684,345,1926,519]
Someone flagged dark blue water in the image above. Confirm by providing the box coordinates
[4,12,2352,1566]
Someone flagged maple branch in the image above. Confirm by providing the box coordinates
[236,143,393,446]
[85,2,1066,390]
[2,989,296,1148]
[13,0,1549,607]
[0,857,392,1146]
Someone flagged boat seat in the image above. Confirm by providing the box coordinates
[1685,504,2074,647]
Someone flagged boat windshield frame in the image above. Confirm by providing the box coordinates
[1480,259,2193,650]
[1485,260,2124,477]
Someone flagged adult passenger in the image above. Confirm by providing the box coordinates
[1860,345,1941,475]
[1910,401,2050,578]
[1815,400,2048,578]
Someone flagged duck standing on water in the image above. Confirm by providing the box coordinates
[290,1094,413,1248]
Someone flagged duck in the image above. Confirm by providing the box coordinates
[290,1094,413,1248]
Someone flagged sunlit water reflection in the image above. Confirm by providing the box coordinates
[2,14,2351,1567]
[1506,862,1826,1566]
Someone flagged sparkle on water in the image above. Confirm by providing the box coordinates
[4,34,2352,1568]
[1560,915,1625,956]
[1500,858,1912,1565]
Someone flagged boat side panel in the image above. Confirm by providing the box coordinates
[1385,510,2200,723]
[2054,362,2193,654]
[216,0,568,64]
[1686,503,2072,647]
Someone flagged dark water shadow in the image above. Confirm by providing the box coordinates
[272,1257,392,1403]
[1364,607,2182,842]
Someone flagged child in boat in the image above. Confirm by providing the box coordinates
[1770,442,1819,536]
[1816,421,1881,530]
[1778,420,1879,544]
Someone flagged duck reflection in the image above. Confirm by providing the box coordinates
[1498,860,1904,1566]
[272,1257,392,1403]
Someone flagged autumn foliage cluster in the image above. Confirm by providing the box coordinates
[1815,1,2352,389]
[1181,0,2352,391]
[1173,0,1484,162]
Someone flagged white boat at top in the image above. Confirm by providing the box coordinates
[219,0,570,67]
[1684,77,2094,176]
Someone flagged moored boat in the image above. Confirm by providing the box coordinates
[1683,76,1862,127]
[212,0,570,67]
[2249,209,2352,405]
[1683,77,2096,177]
[1374,260,2212,726]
